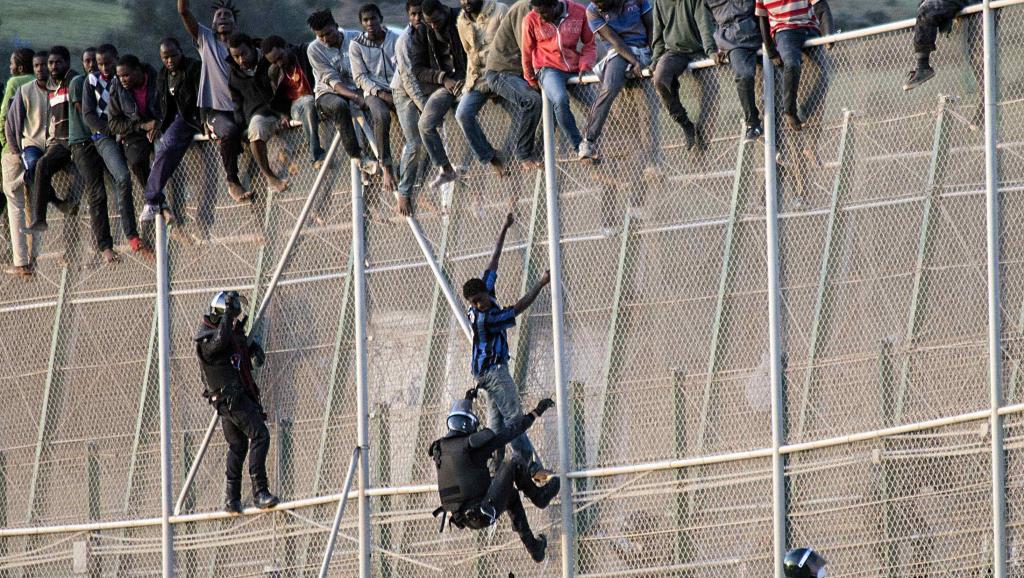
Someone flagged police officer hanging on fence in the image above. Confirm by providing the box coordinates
[196,291,280,513]
[430,390,560,563]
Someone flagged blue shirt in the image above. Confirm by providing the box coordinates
[468,269,518,377]
[587,0,653,48]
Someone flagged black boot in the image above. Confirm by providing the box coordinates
[903,52,935,91]
[530,477,560,510]
[254,488,280,509]
[525,533,548,563]
[225,480,242,514]
[782,67,802,131]
[736,77,760,130]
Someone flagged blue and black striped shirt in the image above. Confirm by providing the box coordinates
[468,269,518,377]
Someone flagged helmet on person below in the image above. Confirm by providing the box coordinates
[446,398,479,434]
[783,548,827,578]
[209,291,248,324]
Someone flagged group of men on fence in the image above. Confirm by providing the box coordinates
[0,0,980,278]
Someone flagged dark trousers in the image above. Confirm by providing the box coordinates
[144,115,197,205]
[205,110,243,185]
[775,28,830,121]
[219,394,271,498]
[729,48,761,126]
[914,0,973,54]
[315,94,363,159]
[364,93,395,166]
[28,143,72,227]
[653,50,699,129]
[481,457,541,549]
[485,71,543,161]
[419,88,458,167]
[70,142,113,252]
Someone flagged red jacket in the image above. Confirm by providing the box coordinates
[521,1,596,88]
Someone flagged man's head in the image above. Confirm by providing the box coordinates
[32,52,49,83]
[421,0,450,33]
[96,44,119,79]
[81,47,97,74]
[115,54,146,90]
[446,396,479,435]
[307,9,342,48]
[359,4,385,38]
[463,278,491,311]
[591,0,621,12]
[10,48,35,76]
[461,0,484,17]
[530,0,562,22]
[47,46,70,80]
[159,38,183,73]
[211,0,239,36]
[227,33,258,70]
[406,0,424,27]
[261,36,288,68]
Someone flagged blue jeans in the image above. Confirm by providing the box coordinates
[418,88,457,168]
[774,28,829,120]
[485,71,542,161]
[537,68,583,150]
[93,136,137,239]
[144,115,197,205]
[289,95,324,162]
[476,364,537,465]
[21,146,43,183]
[455,87,498,164]
[394,89,428,198]
[593,52,659,157]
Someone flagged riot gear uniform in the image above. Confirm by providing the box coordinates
[430,396,559,562]
[195,291,278,513]
[784,548,827,578]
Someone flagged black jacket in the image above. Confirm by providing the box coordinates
[411,6,468,94]
[158,56,202,132]
[195,314,265,406]
[106,63,161,136]
[268,42,315,107]
[228,49,283,124]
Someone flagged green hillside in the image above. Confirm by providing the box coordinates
[2,0,129,52]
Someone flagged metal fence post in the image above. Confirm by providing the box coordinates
[352,157,372,578]
[983,1,1006,576]
[761,51,786,578]
[156,215,175,577]
[541,89,575,578]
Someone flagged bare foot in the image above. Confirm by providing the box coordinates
[139,246,156,262]
[160,208,176,226]
[313,159,325,171]
[267,177,290,194]
[382,166,396,192]
[100,248,121,263]
[227,182,252,203]
[489,154,507,178]
[397,196,413,217]
[520,158,543,171]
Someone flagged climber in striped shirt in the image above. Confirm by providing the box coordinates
[756,0,831,132]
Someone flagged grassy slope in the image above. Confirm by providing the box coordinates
[2,0,129,52]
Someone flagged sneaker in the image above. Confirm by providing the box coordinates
[681,119,697,151]
[531,477,560,510]
[578,139,596,161]
[429,169,457,190]
[359,156,379,176]
[745,123,763,142]
[527,534,548,563]
[903,67,936,91]
[139,204,160,222]
[253,489,280,509]
[224,499,243,515]
[3,264,33,277]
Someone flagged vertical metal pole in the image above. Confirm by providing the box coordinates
[351,157,372,578]
[156,215,175,577]
[983,2,1006,576]
[761,51,786,578]
[542,90,575,578]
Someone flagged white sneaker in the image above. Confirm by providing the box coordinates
[578,139,594,160]
[139,204,160,222]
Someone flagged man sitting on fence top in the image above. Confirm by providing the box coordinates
[349,3,400,192]
[903,0,980,91]
[393,0,430,216]
[263,35,324,169]
[703,0,765,142]
[1,48,40,277]
[463,212,554,483]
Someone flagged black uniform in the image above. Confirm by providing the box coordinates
[915,0,978,54]
[430,413,550,554]
[195,313,270,501]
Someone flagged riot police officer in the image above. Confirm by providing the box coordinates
[195,291,280,513]
[784,547,827,578]
[430,391,560,562]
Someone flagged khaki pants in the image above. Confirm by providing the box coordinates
[1,152,38,267]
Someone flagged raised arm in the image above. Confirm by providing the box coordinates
[487,212,515,272]
[197,314,234,359]
[178,0,200,42]
[512,269,550,314]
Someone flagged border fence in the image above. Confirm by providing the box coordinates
[2,2,1024,575]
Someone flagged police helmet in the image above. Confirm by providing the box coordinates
[209,291,248,324]
[446,398,479,434]
[783,548,826,578]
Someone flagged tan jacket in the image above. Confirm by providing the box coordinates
[456,0,510,93]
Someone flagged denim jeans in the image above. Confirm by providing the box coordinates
[455,86,499,164]
[21,145,43,184]
[774,28,829,121]
[485,71,542,161]
[394,89,428,198]
[364,93,395,166]
[289,95,324,162]
[477,364,536,463]
[537,68,583,150]
[315,94,363,160]
[93,136,137,239]
[593,52,659,157]
[728,47,760,126]
[418,88,457,168]
[145,115,197,205]
[203,109,242,185]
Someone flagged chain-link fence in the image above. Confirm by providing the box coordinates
[2,2,1024,576]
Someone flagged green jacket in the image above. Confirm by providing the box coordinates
[485,0,533,76]
[1,74,33,154]
[652,0,717,65]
